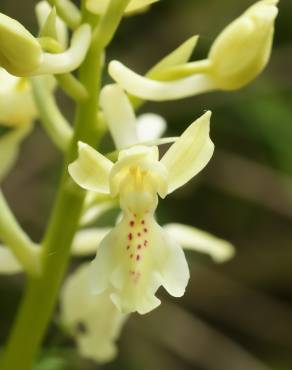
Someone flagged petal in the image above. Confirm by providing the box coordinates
[60,263,127,363]
[71,227,112,256]
[136,113,167,141]
[86,0,159,14]
[0,244,22,274]
[91,211,189,314]
[0,125,32,182]
[0,13,42,76]
[0,71,37,127]
[80,198,116,226]
[159,229,189,297]
[68,141,113,193]
[161,111,214,194]
[35,1,68,47]
[125,0,159,13]
[164,223,235,263]
[33,24,91,75]
[208,0,278,90]
[148,35,199,78]
[109,60,215,101]
[90,230,116,294]
[100,84,138,149]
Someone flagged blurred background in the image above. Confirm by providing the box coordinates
[1,0,292,369]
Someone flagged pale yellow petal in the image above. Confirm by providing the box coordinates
[68,142,113,193]
[0,13,42,76]
[100,84,138,149]
[60,263,127,363]
[161,111,214,194]
[0,125,32,182]
[136,113,167,141]
[109,60,215,101]
[0,70,37,127]
[33,24,91,75]
[0,244,22,274]
[208,0,278,90]
[80,198,116,226]
[164,223,235,263]
[35,1,68,47]
[159,229,189,297]
[86,0,159,14]
[148,35,199,78]
[72,227,111,256]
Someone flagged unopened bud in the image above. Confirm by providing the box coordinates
[208,0,279,90]
[0,13,42,76]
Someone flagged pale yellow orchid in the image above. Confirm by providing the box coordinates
[0,11,90,77]
[0,67,37,181]
[86,0,159,15]
[61,263,127,363]
[108,0,279,100]
[68,84,214,314]
[0,2,67,182]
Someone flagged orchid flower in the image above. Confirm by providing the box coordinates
[0,9,90,77]
[86,0,159,15]
[60,263,127,363]
[68,84,214,314]
[108,0,279,101]
[0,2,68,181]
[0,68,35,181]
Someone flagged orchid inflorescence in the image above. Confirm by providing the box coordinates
[0,0,278,367]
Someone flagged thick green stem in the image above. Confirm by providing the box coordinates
[1,1,130,369]
[1,35,102,370]
[0,191,40,276]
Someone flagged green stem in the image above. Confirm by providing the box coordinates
[93,0,131,48]
[30,76,73,151]
[1,2,130,370]
[1,49,101,370]
[0,191,40,276]
[55,73,88,101]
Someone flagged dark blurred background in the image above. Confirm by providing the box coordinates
[1,0,292,369]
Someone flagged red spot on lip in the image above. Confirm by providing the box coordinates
[136,254,140,261]
[144,240,148,247]
[137,232,141,237]
[128,233,132,240]
[144,228,148,233]
[130,254,133,258]
[127,245,130,250]
[129,221,135,227]
[137,244,142,249]
[141,220,145,225]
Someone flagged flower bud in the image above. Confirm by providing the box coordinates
[0,13,42,76]
[208,0,279,90]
